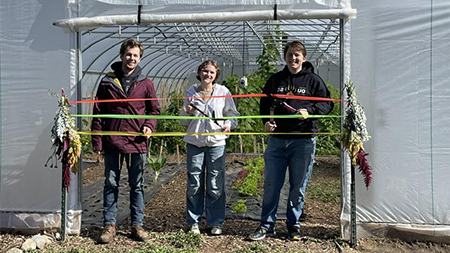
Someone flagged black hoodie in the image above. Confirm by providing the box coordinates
[260,61,334,138]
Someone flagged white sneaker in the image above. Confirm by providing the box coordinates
[211,225,222,235]
[190,224,200,234]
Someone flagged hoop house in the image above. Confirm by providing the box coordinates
[1,0,449,244]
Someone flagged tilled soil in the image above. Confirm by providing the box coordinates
[1,155,450,253]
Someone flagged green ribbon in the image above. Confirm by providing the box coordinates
[72,114,343,120]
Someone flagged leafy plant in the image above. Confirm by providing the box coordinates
[80,119,93,154]
[150,90,187,156]
[231,243,268,253]
[164,229,202,249]
[224,39,280,153]
[232,157,265,196]
[316,82,341,156]
[147,157,167,182]
[231,199,247,213]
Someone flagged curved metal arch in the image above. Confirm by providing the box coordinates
[84,25,175,85]
[142,51,173,77]
[89,38,162,95]
[87,26,176,93]
[171,61,201,93]
[150,22,244,63]
[142,52,176,91]
[158,56,194,95]
[82,26,133,54]
[82,26,155,79]
[153,57,194,109]
[161,58,200,94]
[148,54,187,93]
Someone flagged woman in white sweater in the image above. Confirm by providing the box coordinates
[180,60,239,235]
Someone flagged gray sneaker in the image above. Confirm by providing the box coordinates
[190,223,200,234]
[211,225,222,235]
[248,226,276,241]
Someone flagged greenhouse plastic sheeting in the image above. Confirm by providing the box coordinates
[2,0,450,243]
[343,0,450,242]
[0,0,81,234]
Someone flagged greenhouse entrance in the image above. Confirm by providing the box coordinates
[76,16,347,232]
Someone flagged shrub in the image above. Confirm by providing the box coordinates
[316,82,341,156]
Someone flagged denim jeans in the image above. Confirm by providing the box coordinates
[103,152,146,226]
[260,136,316,231]
[186,144,226,226]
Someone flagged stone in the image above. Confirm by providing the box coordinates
[21,238,36,251]
[32,234,51,249]
[6,248,23,253]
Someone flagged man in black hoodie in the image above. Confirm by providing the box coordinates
[249,41,334,241]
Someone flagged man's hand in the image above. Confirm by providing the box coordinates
[143,126,152,139]
[264,121,277,132]
[297,108,309,120]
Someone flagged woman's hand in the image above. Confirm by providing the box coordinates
[221,125,231,132]
[184,103,196,115]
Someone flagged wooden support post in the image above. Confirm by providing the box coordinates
[239,136,243,153]
[253,136,257,154]
[159,139,164,158]
[147,140,152,158]
[262,137,265,152]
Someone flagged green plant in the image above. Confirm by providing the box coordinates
[224,50,278,153]
[316,82,341,156]
[165,229,202,249]
[150,90,187,156]
[80,119,93,154]
[147,157,167,182]
[233,157,265,196]
[134,244,199,253]
[307,181,340,202]
[231,199,247,213]
[231,243,268,253]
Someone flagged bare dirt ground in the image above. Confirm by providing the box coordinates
[1,155,450,253]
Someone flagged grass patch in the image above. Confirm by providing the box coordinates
[231,243,268,253]
[153,229,202,250]
[307,180,341,202]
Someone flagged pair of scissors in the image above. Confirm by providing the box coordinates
[188,102,222,127]
[262,87,299,117]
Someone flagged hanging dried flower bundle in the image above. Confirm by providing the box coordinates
[45,89,82,191]
[342,81,372,189]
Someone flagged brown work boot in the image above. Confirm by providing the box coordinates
[99,224,116,244]
[131,224,149,242]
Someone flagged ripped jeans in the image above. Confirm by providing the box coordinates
[186,144,226,226]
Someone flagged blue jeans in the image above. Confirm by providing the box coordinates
[260,136,316,231]
[186,144,226,226]
[103,152,146,226]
